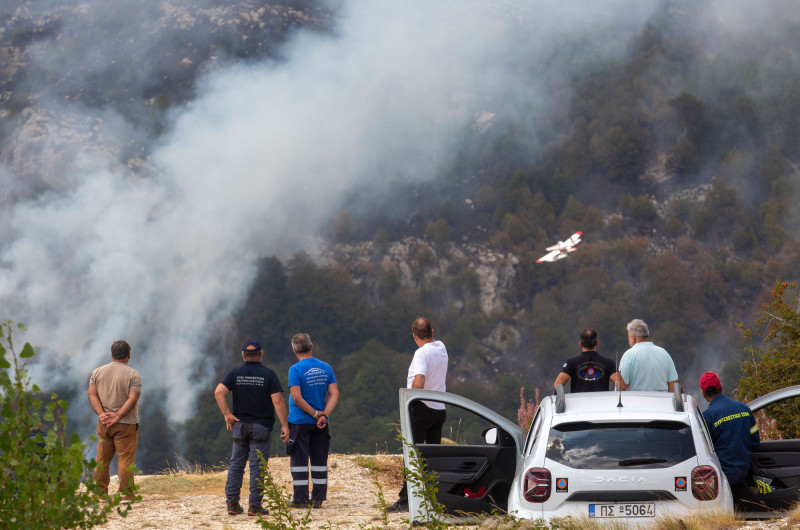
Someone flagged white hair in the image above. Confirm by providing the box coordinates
[626,319,649,338]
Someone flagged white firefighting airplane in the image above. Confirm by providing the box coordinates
[536,231,582,263]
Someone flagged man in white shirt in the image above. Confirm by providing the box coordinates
[387,317,448,512]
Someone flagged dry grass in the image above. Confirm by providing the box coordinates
[784,502,800,526]
[137,469,228,496]
[653,509,745,530]
[355,454,404,485]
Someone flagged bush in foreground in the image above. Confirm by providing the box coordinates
[0,320,127,528]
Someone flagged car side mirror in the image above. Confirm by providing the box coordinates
[483,427,498,445]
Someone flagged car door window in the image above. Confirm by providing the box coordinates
[413,400,510,446]
[695,405,715,455]
[752,397,800,440]
[524,409,543,456]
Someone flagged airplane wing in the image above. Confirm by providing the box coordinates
[536,250,561,263]
[546,232,582,251]
[539,232,583,263]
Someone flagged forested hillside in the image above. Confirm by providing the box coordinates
[2,0,799,472]
[207,1,800,459]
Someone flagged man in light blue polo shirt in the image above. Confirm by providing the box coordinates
[617,319,678,392]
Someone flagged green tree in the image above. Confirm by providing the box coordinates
[558,195,586,236]
[474,185,496,212]
[643,253,707,326]
[184,386,235,466]
[237,257,291,356]
[0,321,128,528]
[669,92,712,151]
[136,393,178,473]
[424,218,452,254]
[334,340,408,453]
[329,210,356,243]
[594,126,646,182]
[692,177,746,242]
[737,282,800,437]
[618,193,658,230]
[284,253,372,363]
[665,140,698,178]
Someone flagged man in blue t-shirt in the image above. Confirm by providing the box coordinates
[287,333,339,509]
[700,371,759,499]
[215,339,289,517]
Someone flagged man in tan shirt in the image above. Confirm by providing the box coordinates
[88,340,142,500]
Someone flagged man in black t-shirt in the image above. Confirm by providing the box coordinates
[215,339,289,517]
[553,329,617,393]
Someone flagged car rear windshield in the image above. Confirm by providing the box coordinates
[546,421,696,469]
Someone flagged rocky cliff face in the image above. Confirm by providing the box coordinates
[320,237,519,316]
[0,0,329,184]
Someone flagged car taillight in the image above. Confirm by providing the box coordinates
[523,468,551,503]
[692,465,719,500]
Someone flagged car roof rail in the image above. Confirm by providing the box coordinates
[555,383,566,413]
[673,382,684,412]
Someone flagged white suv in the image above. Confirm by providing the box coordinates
[399,386,734,525]
[508,387,732,522]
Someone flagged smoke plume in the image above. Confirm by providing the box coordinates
[1,0,667,435]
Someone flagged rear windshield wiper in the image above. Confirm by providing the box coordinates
[618,458,668,467]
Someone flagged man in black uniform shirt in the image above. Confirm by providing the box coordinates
[215,339,289,517]
[553,329,617,393]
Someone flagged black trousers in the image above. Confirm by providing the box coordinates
[399,401,446,500]
[289,423,331,502]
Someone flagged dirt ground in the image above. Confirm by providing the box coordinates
[97,453,793,530]
[98,454,413,529]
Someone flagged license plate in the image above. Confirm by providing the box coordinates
[589,503,655,518]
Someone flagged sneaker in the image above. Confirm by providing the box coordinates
[386,499,408,513]
[289,500,310,508]
[248,505,269,517]
[121,496,133,506]
[311,499,323,509]
[227,501,243,516]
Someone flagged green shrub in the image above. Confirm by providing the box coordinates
[0,321,127,528]
[255,450,312,529]
[737,282,800,437]
[398,432,447,529]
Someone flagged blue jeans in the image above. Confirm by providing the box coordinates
[225,422,272,507]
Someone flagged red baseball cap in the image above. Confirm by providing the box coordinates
[699,371,722,393]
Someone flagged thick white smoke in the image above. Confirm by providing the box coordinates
[0,1,664,426]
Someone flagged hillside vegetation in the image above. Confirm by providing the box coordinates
[185,2,800,462]
[1,1,799,472]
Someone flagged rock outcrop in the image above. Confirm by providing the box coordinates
[319,237,519,317]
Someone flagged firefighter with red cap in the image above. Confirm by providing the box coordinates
[700,371,760,498]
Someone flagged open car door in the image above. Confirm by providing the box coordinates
[399,388,524,525]
[738,385,800,518]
